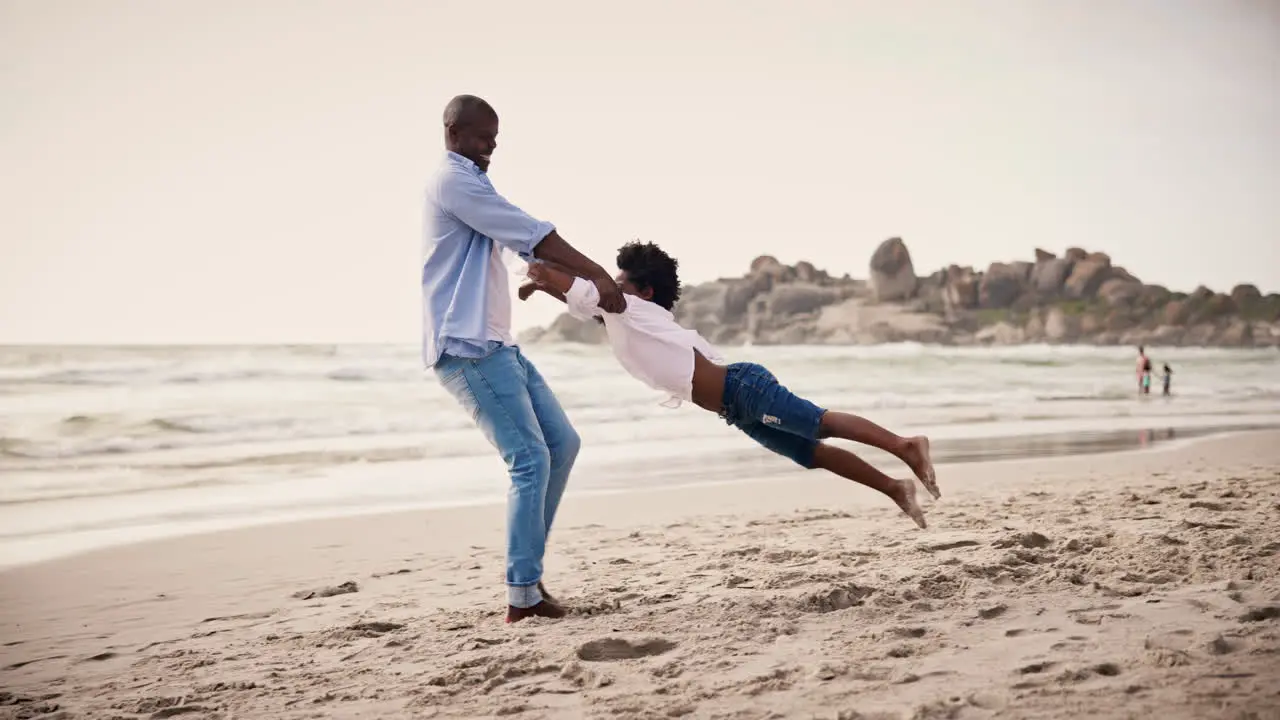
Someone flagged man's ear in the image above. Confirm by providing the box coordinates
[638,286,654,301]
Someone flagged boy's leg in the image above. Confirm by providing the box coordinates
[725,362,939,500]
[738,421,925,529]
[817,411,939,499]
[812,442,926,529]
[434,347,562,617]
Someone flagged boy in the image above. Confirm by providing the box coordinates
[519,241,939,529]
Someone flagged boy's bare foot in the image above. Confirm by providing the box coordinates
[902,436,939,500]
[506,599,566,624]
[891,478,927,529]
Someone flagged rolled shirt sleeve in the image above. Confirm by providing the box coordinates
[565,277,606,321]
[436,170,555,258]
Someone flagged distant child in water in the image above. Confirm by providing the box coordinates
[1162,363,1173,396]
[519,241,939,529]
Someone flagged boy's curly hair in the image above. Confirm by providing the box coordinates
[616,241,681,310]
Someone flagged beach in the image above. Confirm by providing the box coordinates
[3,429,1279,719]
[3,343,1279,569]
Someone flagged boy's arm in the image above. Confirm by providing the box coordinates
[531,232,625,313]
[528,262,608,320]
[518,281,566,304]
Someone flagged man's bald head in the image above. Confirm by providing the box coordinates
[442,95,500,172]
[443,95,497,129]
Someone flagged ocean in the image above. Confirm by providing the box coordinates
[2,343,1278,568]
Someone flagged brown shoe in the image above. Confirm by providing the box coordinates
[506,599,567,624]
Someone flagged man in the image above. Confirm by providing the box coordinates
[422,94,625,623]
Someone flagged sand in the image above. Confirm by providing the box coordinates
[2,431,1279,720]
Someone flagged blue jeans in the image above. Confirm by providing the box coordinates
[720,362,826,469]
[434,345,581,608]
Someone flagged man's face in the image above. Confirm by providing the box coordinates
[447,114,499,172]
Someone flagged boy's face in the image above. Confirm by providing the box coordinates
[616,271,653,302]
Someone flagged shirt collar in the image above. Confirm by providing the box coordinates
[445,150,484,175]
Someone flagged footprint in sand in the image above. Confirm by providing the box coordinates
[576,637,676,662]
[1239,606,1280,622]
[345,621,405,638]
[291,580,358,600]
[798,584,876,613]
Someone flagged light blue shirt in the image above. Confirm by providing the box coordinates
[421,152,555,368]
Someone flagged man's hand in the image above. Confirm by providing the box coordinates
[592,274,626,314]
[517,282,539,302]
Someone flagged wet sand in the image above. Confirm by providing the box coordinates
[2,431,1279,719]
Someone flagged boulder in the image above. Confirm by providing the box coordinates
[942,265,980,311]
[1063,256,1112,299]
[975,321,1026,345]
[869,237,917,302]
[749,255,786,275]
[1079,313,1103,335]
[1139,284,1172,308]
[674,282,733,336]
[1031,258,1073,296]
[1231,283,1262,308]
[1098,278,1143,306]
[1163,300,1190,325]
[1023,310,1045,340]
[762,284,840,316]
[1149,325,1185,345]
[1263,294,1280,322]
[533,313,607,344]
[794,261,820,283]
[1203,293,1237,318]
[1217,319,1253,347]
[1104,309,1133,332]
[722,273,774,322]
[979,262,1028,309]
[1034,248,1056,262]
[1044,307,1077,342]
[1183,323,1217,346]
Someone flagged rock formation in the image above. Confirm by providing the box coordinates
[520,238,1280,348]
[868,237,917,302]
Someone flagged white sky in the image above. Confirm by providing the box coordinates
[2,0,1278,343]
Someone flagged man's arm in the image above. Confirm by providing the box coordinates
[527,262,607,321]
[530,232,623,313]
[436,171,553,258]
[436,172,625,313]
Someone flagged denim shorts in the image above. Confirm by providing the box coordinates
[720,362,827,469]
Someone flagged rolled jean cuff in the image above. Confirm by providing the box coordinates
[508,583,543,609]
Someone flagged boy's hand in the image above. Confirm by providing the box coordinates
[517,282,539,301]
[526,262,551,286]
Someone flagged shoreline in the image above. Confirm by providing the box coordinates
[1,423,1271,574]
[1,430,1277,718]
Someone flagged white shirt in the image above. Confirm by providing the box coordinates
[564,277,725,407]
[485,243,513,344]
